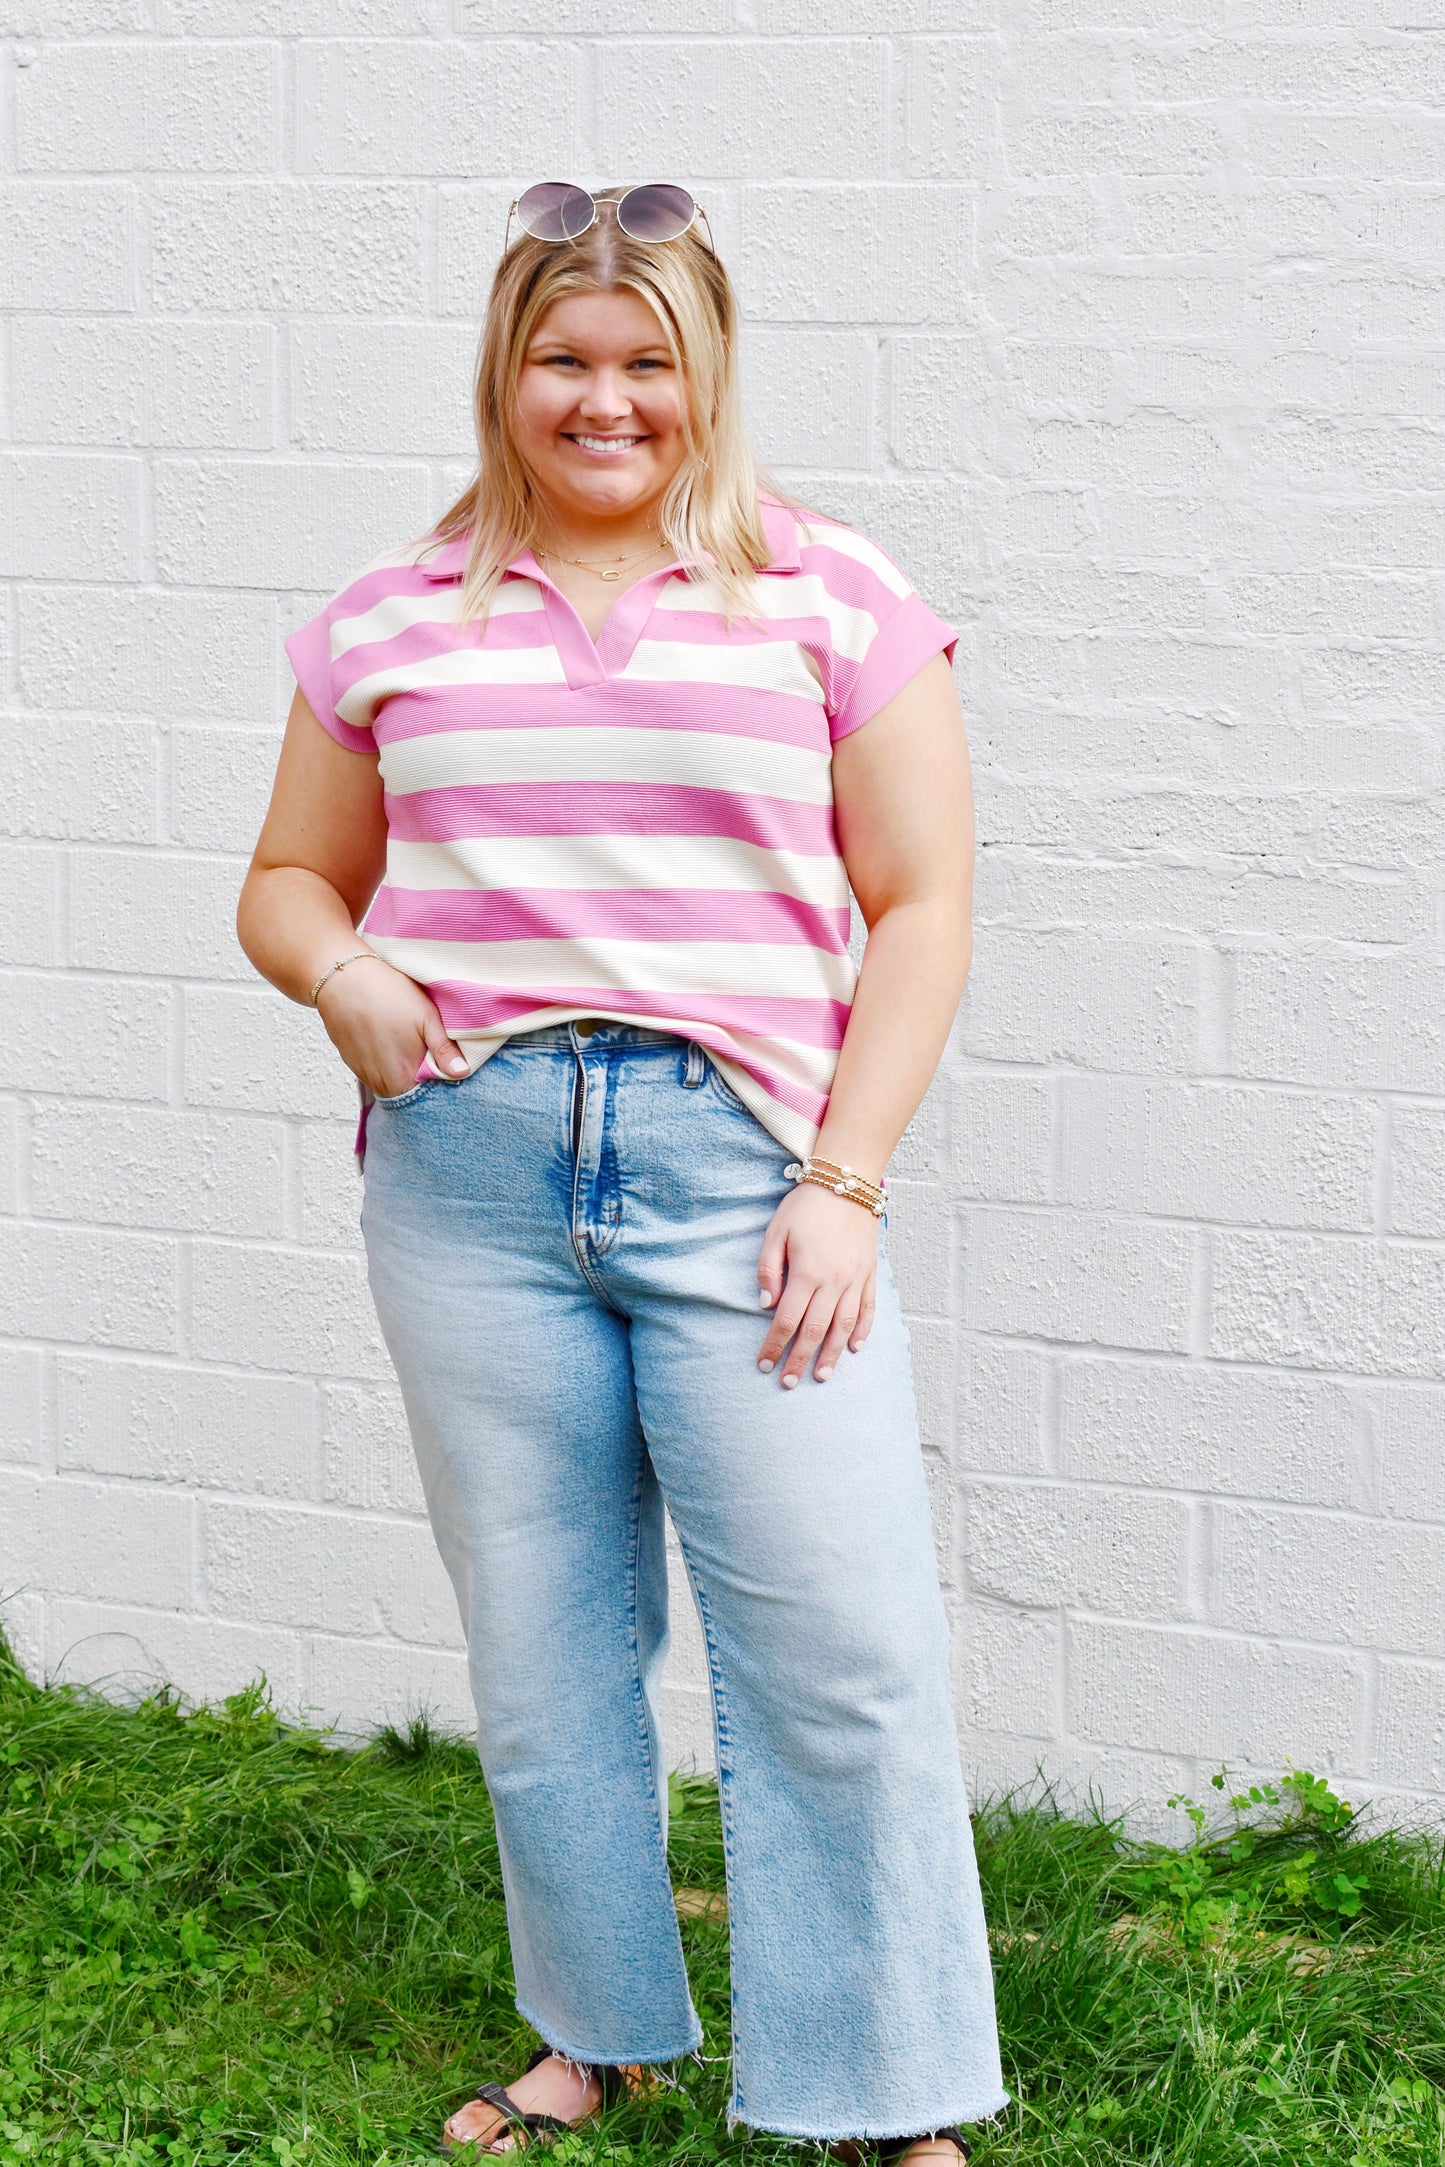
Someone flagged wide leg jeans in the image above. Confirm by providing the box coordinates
[359,1022,1007,2140]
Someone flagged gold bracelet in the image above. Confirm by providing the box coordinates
[797,1168,885,1216]
[310,951,383,1007]
[805,1155,888,1206]
[784,1155,887,1218]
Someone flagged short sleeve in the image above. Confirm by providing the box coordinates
[796,522,959,745]
[283,550,426,754]
[828,589,959,744]
[283,585,377,754]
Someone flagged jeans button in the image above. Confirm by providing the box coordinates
[575,1017,598,1037]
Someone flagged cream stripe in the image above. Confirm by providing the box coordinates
[338,645,568,724]
[380,725,834,805]
[618,637,824,701]
[796,520,911,598]
[332,580,540,657]
[364,931,857,1003]
[383,835,850,907]
[332,591,462,655]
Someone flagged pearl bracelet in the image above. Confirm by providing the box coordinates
[784,1154,887,1218]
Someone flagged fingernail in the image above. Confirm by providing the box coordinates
[759,1289,774,1308]
[816,1367,832,1382]
[448,1055,467,1073]
[757,1358,774,1373]
[780,1374,798,1391]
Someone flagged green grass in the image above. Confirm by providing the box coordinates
[2,1630,1443,2167]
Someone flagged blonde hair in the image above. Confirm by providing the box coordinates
[421,197,785,622]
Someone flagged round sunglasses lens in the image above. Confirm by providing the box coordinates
[616,183,696,241]
[515,182,595,241]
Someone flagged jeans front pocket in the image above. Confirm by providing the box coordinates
[703,1057,755,1118]
[370,1080,432,1109]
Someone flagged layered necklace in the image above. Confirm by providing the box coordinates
[538,535,668,582]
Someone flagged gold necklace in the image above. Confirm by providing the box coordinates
[539,538,666,582]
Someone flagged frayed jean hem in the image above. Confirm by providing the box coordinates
[724,2090,1012,2141]
[515,1997,703,2069]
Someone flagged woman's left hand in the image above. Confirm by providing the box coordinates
[755,1181,880,1387]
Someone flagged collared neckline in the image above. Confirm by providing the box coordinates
[415,491,803,583]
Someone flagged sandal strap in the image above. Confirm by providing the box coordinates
[447,2050,647,2157]
[483,2045,600,2126]
[470,2082,569,2140]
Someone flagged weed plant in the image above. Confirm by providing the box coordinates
[1,1632,1442,2166]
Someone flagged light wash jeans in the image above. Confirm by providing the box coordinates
[359,1021,1007,2140]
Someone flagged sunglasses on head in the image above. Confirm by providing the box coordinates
[505,181,714,254]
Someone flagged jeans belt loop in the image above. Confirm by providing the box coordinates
[683,1041,706,1088]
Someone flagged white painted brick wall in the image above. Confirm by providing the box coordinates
[4,8,1445,1832]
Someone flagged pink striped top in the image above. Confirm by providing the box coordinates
[284,495,958,1158]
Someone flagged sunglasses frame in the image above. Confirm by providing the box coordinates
[504,181,715,256]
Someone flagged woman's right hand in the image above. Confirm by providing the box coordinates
[314,954,470,1099]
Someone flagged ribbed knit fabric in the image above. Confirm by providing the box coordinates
[284,495,958,1157]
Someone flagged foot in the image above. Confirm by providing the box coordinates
[442,2052,602,2155]
[830,2135,970,2167]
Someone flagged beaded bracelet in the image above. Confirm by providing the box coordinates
[784,1154,887,1218]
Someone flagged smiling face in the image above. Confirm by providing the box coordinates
[511,288,691,535]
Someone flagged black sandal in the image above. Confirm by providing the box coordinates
[439,2046,639,2157]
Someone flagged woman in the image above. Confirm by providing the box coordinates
[238,181,1006,2161]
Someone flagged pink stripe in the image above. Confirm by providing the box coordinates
[427,980,850,1051]
[330,559,436,612]
[363,884,851,950]
[636,607,865,663]
[382,782,839,855]
[374,678,828,751]
[795,537,903,619]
